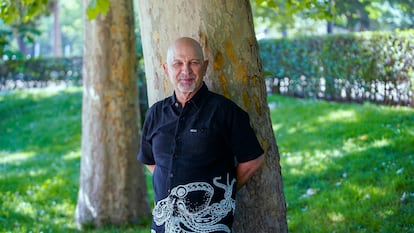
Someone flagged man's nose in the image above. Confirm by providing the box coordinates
[182,63,192,74]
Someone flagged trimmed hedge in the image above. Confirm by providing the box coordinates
[0,57,83,90]
[0,56,149,120]
[259,30,414,106]
[1,30,413,107]
[0,56,146,89]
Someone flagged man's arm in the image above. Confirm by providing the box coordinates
[146,165,156,174]
[236,154,264,190]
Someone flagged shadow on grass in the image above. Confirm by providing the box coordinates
[0,88,82,154]
[0,88,84,232]
[2,90,413,232]
[1,88,151,232]
[285,145,413,232]
[269,95,414,232]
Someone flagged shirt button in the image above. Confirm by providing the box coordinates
[169,173,174,178]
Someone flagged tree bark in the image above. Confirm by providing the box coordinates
[75,0,150,228]
[13,28,28,56]
[52,0,63,57]
[137,0,288,232]
[327,0,333,34]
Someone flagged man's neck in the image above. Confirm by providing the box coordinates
[175,83,203,107]
[176,92,194,107]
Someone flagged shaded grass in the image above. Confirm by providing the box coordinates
[268,95,414,233]
[1,87,82,232]
[1,87,413,232]
[0,87,149,233]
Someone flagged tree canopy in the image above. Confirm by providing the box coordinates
[0,0,52,57]
[0,0,50,24]
[0,0,412,56]
[252,0,413,37]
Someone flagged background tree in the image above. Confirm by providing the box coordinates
[251,0,413,37]
[253,0,294,38]
[0,0,81,57]
[323,0,413,32]
[0,0,49,56]
[35,0,84,57]
[75,0,150,228]
[137,0,288,232]
[334,0,377,31]
[252,0,333,37]
[48,0,62,56]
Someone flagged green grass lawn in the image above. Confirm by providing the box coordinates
[1,87,413,232]
[268,95,414,233]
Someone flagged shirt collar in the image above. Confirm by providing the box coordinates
[169,82,209,109]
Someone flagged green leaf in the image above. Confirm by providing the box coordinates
[261,70,275,77]
[86,0,110,20]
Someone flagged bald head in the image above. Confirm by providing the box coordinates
[166,37,205,65]
[163,37,209,103]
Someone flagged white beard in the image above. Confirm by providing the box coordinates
[177,81,196,93]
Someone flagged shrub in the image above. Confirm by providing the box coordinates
[259,30,414,106]
[0,57,83,90]
[0,56,148,120]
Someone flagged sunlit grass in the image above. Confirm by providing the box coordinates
[0,87,149,233]
[1,87,413,232]
[0,151,36,164]
[268,95,414,233]
[0,87,81,232]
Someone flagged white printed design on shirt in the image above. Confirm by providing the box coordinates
[153,175,236,233]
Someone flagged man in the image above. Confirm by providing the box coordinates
[138,37,264,233]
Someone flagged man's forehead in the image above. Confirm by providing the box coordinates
[166,38,204,63]
[171,50,203,61]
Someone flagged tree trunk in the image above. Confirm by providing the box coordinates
[75,0,150,228]
[327,0,333,34]
[13,28,28,56]
[52,0,63,57]
[327,21,333,34]
[137,1,288,232]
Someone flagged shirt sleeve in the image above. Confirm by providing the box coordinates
[228,105,264,163]
[138,108,156,165]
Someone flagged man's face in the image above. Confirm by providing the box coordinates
[164,42,208,94]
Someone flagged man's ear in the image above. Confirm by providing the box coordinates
[203,60,209,72]
[162,63,169,75]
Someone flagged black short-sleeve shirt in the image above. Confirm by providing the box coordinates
[138,83,264,233]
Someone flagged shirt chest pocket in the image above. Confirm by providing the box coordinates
[180,128,218,161]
